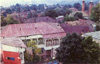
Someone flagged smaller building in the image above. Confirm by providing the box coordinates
[56,16,64,23]
[1,37,26,64]
[61,19,94,34]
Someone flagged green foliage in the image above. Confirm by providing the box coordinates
[24,40,41,63]
[64,12,84,22]
[64,14,75,21]
[6,15,19,24]
[1,15,19,26]
[90,4,100,23]
[56,33,100,64]
[96,24,100,31]
[26,40,41,54]
[45,10,58,18]
[74,12,84,20]
[24,50,34,62]
[33,54,40,63]
[66,8,72,15]
[1,14,7,26]
[82,36,100,64]
[73,3,81,11]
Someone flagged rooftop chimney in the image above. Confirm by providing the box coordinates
[82,0,85,12]
[89,0,93,16]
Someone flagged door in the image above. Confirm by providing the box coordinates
[3,51,21,64]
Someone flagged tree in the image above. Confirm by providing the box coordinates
[56,33,100,64]
[74,12,84,20]
[90,4,100,23]
[96,24,100,31]
[82,36,100,63]
[6,15,19,25]
[26,40,41,54]
[5,8,12,14]
[45,10,58,18]
[64,14,75,21]
[24,40,41,63]
[15,4,21,13]
[1,14,7,26]
[73,3,82,11]
[66,8,72,15]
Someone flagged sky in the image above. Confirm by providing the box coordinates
[0,0,98,7]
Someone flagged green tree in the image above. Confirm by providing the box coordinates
[96,24,100,31]
[74,12,84,20]
[45,10,58,18]
[26,40,41,54]
[1,14,7,26]
[82,36,100,63]
[73,3,82,11]
[6,15,19,24]
[24,40,41,63]
[56,33,100,64]
[90,4,100,23]
[64,14,75,21]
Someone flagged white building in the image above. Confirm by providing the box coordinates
[1,37,26,64]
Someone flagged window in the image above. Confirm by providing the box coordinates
[38,38,44,44]
[6,57,15,61]
[53,39,59,45]
[26,39,30,42]
[33,39,37,43]
[46,39,52,46]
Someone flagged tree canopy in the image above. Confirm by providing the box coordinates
[6,15,19,24]
[45,10,58,18]
[24,40,41,63]
[90,4,100,23]
[56,33,100,64]
[90,4,100,31]
[1,14,19,26]
[73,3,81,11]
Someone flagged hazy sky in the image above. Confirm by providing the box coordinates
[0,0,97,7]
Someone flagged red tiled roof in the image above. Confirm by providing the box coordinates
[1,22,66,38]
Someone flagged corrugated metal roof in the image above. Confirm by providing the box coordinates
[1,37,26,48]
[1,22,66,38]
[83,31,100,40]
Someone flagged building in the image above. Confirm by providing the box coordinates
[1,22,66,59]
[61,19,94,34]
[1,37,26,64]
[82,31,100,44]
[56,16,64,23]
